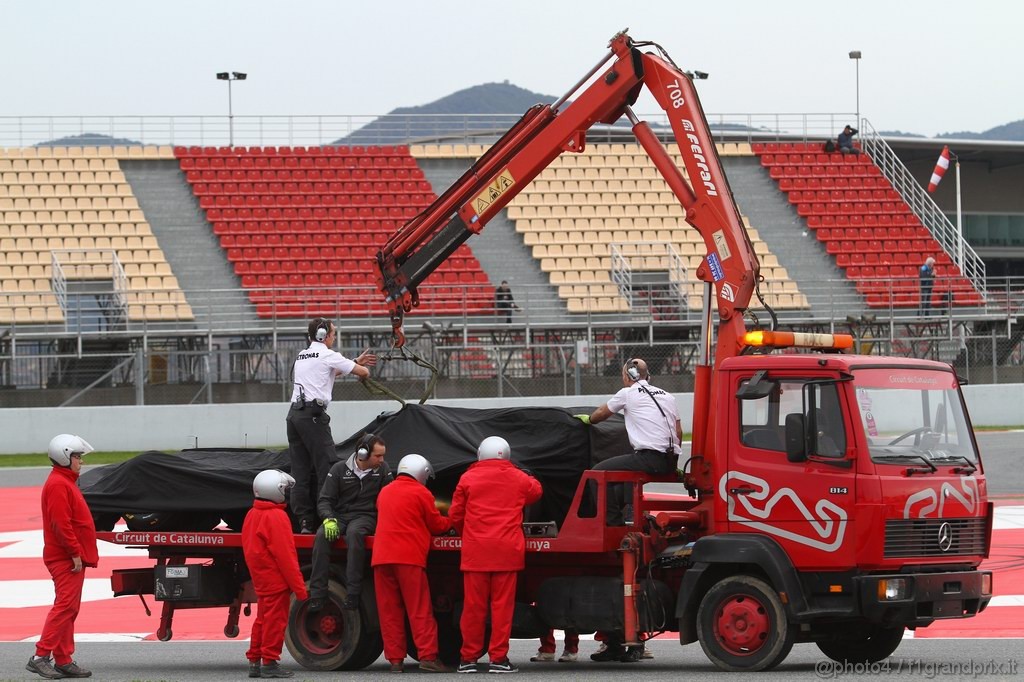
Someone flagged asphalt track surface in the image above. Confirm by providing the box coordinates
[0,638,1022,681]
[1,432,1020,681]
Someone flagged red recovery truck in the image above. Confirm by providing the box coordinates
[99,32,992,672]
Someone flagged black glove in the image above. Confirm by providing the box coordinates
[518,467,535,478]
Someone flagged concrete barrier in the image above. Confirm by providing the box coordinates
[1,385,1019,455]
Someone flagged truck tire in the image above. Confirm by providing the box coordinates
[816,626,904,664]
[696,575,795,672]
[284,580,380,671]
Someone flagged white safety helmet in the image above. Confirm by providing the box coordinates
[253,469,296,503]
[477,435,511,461]
[397,453,434,485]
[47,434,94,467]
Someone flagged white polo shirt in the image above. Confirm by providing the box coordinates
[606,380,680,453]
[290,341,357,405]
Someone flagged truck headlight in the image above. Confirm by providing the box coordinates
[877,578,908,601]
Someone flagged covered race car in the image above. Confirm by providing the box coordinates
[81,404,630,532]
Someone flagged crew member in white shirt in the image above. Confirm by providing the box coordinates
[288,317,376,534]
[576,358,681,520]
[575,357,680,663]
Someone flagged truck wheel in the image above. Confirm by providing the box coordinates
[696,575,794,672]
[340,631,383,671]
[285,580,376,671]
[817,626,904,663]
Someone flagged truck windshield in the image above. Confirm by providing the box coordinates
[851,368,978,465]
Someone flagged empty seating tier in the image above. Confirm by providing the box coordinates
[176,145,494,318]
[754,142,982,308]
[0,146,193,325]
[490,143,805,314]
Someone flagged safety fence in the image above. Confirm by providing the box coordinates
[0,113,857,149]
[2,283,1024,407]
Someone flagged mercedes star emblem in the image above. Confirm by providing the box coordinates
[937,521,953,552]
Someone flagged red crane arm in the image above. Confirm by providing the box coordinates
[374,35,761,463]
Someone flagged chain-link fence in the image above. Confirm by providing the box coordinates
[3,316,1023,408]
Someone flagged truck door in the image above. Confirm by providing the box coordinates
[724,375,857,569]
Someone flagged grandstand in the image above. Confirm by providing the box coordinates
[1,113,1023,405]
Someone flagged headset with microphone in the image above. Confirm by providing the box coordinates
[356,433,378,461]
[625,359,643,382]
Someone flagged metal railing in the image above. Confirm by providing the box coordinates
[859,118,986,294]
[3,276,1024,339]
[0,113,858,148]
[3,276,1024,401]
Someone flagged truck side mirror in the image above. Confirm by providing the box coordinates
[785,413,807,463]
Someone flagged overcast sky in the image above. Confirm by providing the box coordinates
[3,0,1017,138]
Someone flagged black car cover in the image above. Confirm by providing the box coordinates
[81,404,630,531]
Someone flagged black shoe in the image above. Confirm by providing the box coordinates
[590,644,625,662]
[260,661,294,678]
[457,660,478,673]
[487,659,518,673]
[26,657,64,680]
[619,646,643,663]
[307,597,325,612]
[299,519,315,534]
[341,594,359,610]
[54,661,91,678]
[248,661,261,678]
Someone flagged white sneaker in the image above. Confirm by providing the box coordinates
[529,652,554,662]
[641,648,654,660]
[594,642,608,655]
[557,650,578,663]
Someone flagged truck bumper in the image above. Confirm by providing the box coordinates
[853,570,992,627]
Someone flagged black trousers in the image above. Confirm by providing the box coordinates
[286,404,335,524]
[593,450,678,525]
[309,514,376,599]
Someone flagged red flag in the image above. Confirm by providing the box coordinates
[928,145,950,193]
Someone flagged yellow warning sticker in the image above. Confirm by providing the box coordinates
[473,169,515,216]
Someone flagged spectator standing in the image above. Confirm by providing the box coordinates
[837,125,859,154]
[919,256,936,315]
[27,435,98,681]
[449,436,542,674]
[242,470,308,679]
[494,280,520,324]
[287,317,376,533]
[307,434,392,612]
[372,454,452,673]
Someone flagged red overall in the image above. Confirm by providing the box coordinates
[449,460,542,663]
[538,629,580,654]
[242,500,308,664]
[37,466,97,666]
[372,476,452,664]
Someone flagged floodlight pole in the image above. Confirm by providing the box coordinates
[848,51,861,127]
[217,71,247,147]
[227,77,234,147]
